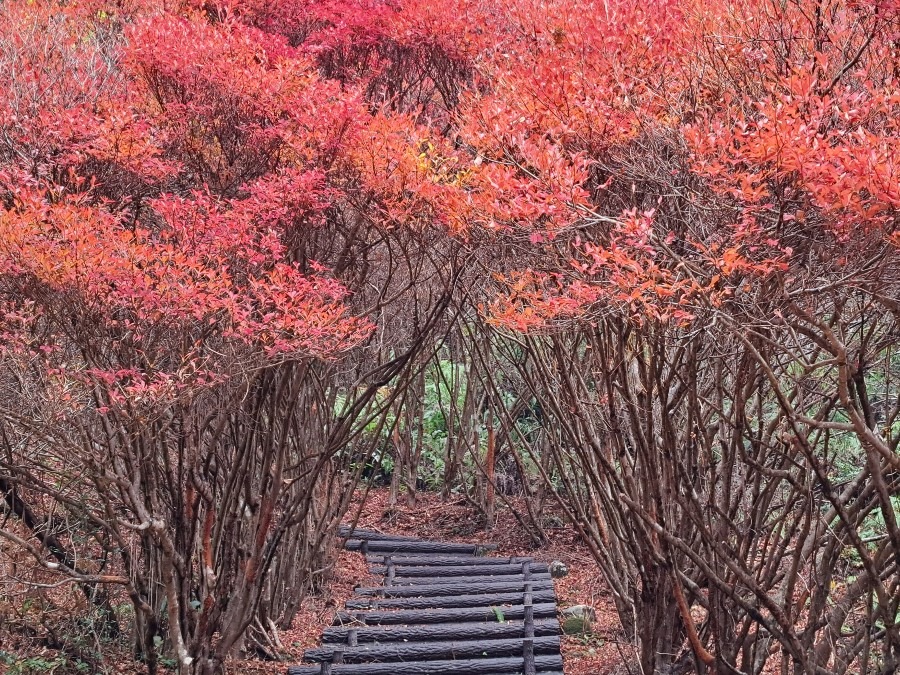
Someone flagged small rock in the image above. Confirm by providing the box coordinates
[542,514,566,528]
[561,604,596,619]
[561,604,596,635]
[549,560,569,578]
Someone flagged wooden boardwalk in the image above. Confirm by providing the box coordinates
[287,527,564,675]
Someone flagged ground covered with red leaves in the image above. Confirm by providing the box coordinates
[239,548,379,675]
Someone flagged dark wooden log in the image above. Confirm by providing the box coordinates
[345,540,489,555]
[523,638,536,675]
[333,602,558,626]
[386,572,551,586]
[345,589,556,611]
[366,554,533,566]
[339,526,422,542]
[342,529,503,552]
[303,634,561,663]
[370,563,549,577]
[322,619,559,644]
[286,653,564,675]
[354,579,554,598]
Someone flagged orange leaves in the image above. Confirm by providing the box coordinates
[348,113,475,232]
[487,270,591,332]
[688,80,900,239]
[489,210,703,331]
[3,0,897,378]
[0,183,371,366]
[683,0,900,248]
[471,0,899,333]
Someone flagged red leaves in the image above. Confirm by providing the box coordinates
[3,0,898,387]
[458,0,899,330]
[122,11,364,192]
[0,2,382,416]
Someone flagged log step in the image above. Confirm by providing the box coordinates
[345,539,491,555]
[345,588,556,611]
[303,634,561,663]
[339,526,422,542]
[371,562,549,577]
[386,572,552,586]
[355,579,554,597]
[322,619,559,644]
[287,654,564,675]
[334,602,558,626]
[366,554,534,566]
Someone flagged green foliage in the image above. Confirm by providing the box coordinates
[865,496,900,540]
[415,359,462,488]
[0,652,69,674]
[841,495,900,568]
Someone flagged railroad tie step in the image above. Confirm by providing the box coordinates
[286,654,565,675]
[353,579,554,597]
[321,619,559,644]
[286,528,563,675]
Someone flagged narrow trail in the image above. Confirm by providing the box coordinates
[287,527,564,675]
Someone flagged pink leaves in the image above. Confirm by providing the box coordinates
[237,169,333,233]
[127,190,371,359]
[122,12,364,192]
[234,263,373,358]
[0,2,377,424]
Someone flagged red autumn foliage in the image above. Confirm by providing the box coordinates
[1,0,898,672]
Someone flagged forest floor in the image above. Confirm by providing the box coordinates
[0,487,627,674]
[244,486,630,675]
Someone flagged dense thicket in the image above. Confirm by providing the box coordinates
[1,0,897,673]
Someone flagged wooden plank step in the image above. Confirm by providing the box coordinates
[303,634,561,663]
[354,579,555,597]
[287,653,564,675]
[345,589,556,611]
[334,602,558,626]
[321,619,559,644]
[371,563,548,577]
